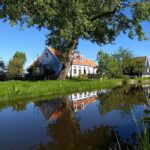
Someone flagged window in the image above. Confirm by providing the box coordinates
[84,67,86,74]
[74,69,76,74]
[74,66,77,74]
[74,94,77,99]
[79,93,82,99]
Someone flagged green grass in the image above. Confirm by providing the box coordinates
[0,79,119,102]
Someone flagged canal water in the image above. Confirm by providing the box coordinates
[0,85,149,150]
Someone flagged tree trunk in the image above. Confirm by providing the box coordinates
[57,38,78,80]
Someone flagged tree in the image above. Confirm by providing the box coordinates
[98,85,147,115]
[1,1,150,80]
[97,50,110,76]
[97,50,122,78]
[8,51,26,78]
[113,47,134,75]
[13,51,27,65]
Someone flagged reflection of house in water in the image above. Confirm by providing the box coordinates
[34,91,98,121]
[68,91,98,112]
[34,99,64,121]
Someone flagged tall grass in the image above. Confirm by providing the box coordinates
[110,109,150,150]
[0,79,118,102]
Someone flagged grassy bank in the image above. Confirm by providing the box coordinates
[0,79,120,102]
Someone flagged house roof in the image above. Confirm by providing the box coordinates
[72,54,97,67]
[72,96,97,111]
[48,109,63,121]
[134,56,147,61]
[30,56,40,67]
[30,47,97,68]
[48,96,97,120]
[30,46,61,67]
[134,56,148,65]
[47,46,62,57]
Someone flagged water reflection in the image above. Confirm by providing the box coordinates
[32,86,149,150]
[0,85,149,150]
[33,96,117,150]
[98,85,147,115]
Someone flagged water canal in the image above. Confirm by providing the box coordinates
[0,85,149,150]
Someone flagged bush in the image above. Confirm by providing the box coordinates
[79,74,88,79]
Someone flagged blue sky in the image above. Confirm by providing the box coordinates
[0,21,150,69]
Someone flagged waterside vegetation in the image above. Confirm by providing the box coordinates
[0,79,119,102]
[1,78,150,102]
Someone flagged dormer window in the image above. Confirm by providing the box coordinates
[80,57,83,62]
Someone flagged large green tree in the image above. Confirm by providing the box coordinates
[1,0,150,80]
[113,47,134,75]
[97,50,122,78]
[8,51,27,78]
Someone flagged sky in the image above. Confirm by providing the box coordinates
[0,21,150,69]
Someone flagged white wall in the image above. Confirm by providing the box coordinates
[68,65,97,77]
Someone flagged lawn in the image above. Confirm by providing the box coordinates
[0,79,120,102]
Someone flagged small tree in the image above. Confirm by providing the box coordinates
[8,51,26,78]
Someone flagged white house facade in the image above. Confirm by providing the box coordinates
[68,53,97,77]
[140,56,150,78]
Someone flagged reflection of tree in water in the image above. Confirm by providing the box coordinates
[13,102,27,112]
[0,100,28,112]
[35,110,115,150]
[32,100,118,150]
[98,85,147,115]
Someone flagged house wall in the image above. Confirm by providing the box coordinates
[141,57,150,78]
[142,74,150,78]
[39,48,57,65]
[145,57,150,73]
[36,48,62,76]
[68,65,97,77]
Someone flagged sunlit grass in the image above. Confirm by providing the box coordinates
[0,79,119,102]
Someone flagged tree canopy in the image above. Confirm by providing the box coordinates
[8,51,27,78]
[97,50,122,78]
[97,47,146,78]
[1,0,150,79]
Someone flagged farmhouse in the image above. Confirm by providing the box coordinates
[134,56,150,78]
[68,52,97,77]
[29,46,97,78]
[126,56,150,78]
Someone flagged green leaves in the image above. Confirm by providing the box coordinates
[8,51,27,78]
[1,1,150,49]
[97,47,136,78]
